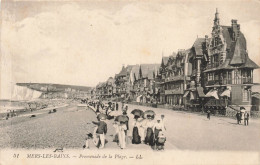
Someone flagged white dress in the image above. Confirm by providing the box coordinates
[118,124,127,149]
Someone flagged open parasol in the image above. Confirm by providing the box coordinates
[131,109,144,117]
[108,110,121,117]
[143,110,156,118]
[114,115,129,123]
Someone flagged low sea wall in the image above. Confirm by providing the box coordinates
[129,101,260,118]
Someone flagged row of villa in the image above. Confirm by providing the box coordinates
[91,9,259,115]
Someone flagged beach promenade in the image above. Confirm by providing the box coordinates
[0,102,259,151]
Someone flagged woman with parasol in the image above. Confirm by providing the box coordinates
[131,109,143,144]
[143,110,156,147]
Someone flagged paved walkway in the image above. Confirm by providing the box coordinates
[126,103,260,151]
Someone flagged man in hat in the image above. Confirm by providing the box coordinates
[244,111,249,126]
[207,110,211,120]
[236,111,241,124]
[92,117,107,149]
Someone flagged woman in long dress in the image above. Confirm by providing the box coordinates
[138,118,146,143]
[118,121,127,149]
[132,115,141,144]
[144,115,155,146]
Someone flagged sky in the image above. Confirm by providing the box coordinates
[1,0,260,99]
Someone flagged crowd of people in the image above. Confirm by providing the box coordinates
[84,100,167,150]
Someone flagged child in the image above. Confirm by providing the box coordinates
[83,133,93,149]
[156,131,166,150]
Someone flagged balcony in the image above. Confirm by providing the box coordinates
[205,80,220,86]
[221,79,232,85]
[206,62,220,69]
[205,77,253,86]
[165,75,184,82]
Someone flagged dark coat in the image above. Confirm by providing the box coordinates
[236,113,241,120]
[244,113,249,119]
[92,121,107,134]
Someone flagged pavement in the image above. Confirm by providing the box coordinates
[126,103,260,151]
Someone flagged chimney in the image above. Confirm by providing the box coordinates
[231,19,240,40]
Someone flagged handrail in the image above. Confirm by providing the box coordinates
[227,100,241,111]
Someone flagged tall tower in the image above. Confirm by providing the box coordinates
[214,8,220,26]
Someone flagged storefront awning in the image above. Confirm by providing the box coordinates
[220,89,231,97]
[206,89,219,99]
[197,87,206,97]
[211,90,219,99]
[183,91,190,97]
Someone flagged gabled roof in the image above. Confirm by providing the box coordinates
[221,25,258,69]
[138,64,160,80]
[116,65,136,77]
[161,52,177,66]
[96,82,106,88]
[162,57,170,66]
[117,66,127,77]
[176,50,187,63]
[229,34,247,65]
[192,38,205,56]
